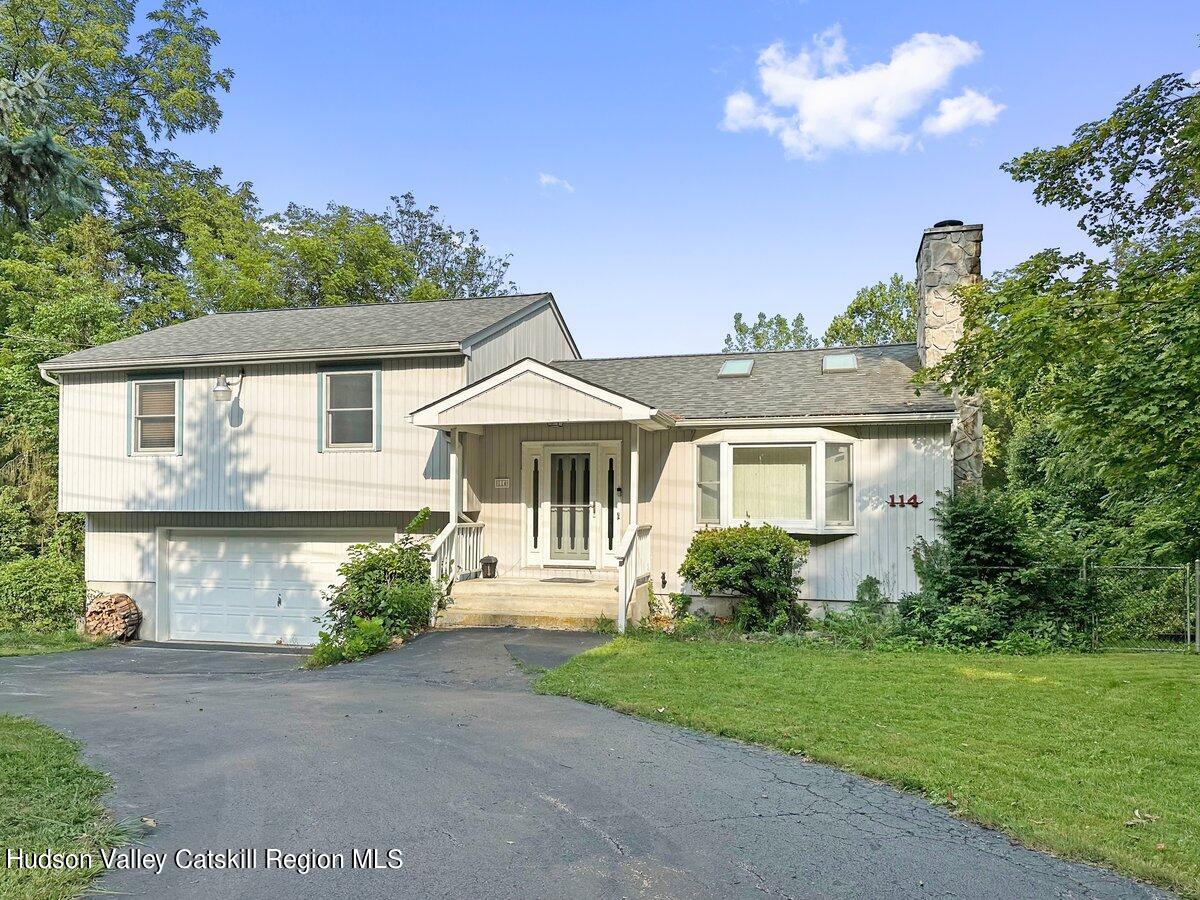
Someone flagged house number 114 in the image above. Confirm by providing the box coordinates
[888,494,921,508]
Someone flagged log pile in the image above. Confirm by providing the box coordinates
[84,593,142,641]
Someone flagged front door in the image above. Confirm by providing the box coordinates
[549,452,592,562]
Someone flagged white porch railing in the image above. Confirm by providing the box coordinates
[428,521,486,624]
[615,524,652,633]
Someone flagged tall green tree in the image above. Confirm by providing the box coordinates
[822,274,917,346]
[723,311,818,352]
[932,72,1200,562]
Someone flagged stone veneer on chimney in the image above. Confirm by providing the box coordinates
[916,221,984,487]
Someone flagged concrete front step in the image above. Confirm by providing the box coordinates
[440,577,619,630]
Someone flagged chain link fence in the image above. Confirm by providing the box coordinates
[928,561,1198,652]
[1088,562,1196,652]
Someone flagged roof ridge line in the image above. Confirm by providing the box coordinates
[206,293,549,317]
[553,342,917,364]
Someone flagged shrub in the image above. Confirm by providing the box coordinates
[305,616,389,668]
[678,524,809,631]
[903,488,1093,649]
[321,526,444,639]
[0,553,85,634]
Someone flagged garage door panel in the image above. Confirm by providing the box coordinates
[167,530,388,646]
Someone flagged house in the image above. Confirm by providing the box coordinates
[41,221,983,644]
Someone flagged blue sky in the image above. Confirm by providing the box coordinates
[172,1,1199,357]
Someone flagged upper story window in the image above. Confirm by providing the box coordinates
[130,376,180,455]
[322,369,379,450]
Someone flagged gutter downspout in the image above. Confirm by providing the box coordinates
[38,365,59,387]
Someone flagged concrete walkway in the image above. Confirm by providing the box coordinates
[0,629,1167,899]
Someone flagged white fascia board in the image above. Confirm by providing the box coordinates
[411,357,662,428]
[677,411,956,427]
[43,343,464,375]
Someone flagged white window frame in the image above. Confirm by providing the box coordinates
[725,442,816,532]
[695,429,858,534]
[130,376,181,456]
[695,443,721,525]
[322,368,378,451]
[824,442,854,527]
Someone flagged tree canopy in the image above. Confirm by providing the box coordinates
[723,311,818,352]
[931,72,1200,562]
[822,274,916,346]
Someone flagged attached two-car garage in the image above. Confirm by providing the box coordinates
[165,529,392,646]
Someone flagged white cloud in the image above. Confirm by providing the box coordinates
[922,88,1004,135]
[538,172,575,193]
[721,25,1001,158]
[1190,68,1200,85]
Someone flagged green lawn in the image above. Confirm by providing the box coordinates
[0,716,123,899]
[536,636,1200,896]
[0,631,110,658]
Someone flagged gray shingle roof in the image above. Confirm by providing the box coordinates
[551,345,954,420]
[43,294,552,371]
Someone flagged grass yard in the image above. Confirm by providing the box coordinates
[0,631,109,658]
[536,636,1200,896]
[0,716,123,899]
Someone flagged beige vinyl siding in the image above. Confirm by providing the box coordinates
[633,424,951,603]
[466,303,578,382]
[466,422,632,580]
[441,372,623,426]
[59,356,464,512]
[84,511,446,582]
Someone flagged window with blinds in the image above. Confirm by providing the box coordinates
[324,371,376,448]
[133,380,177,453]
[732,445,812,523]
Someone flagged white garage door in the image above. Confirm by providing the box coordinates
[166,530,392,645]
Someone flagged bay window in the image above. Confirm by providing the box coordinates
[695,435,856,532]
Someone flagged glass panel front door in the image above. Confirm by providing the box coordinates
[550,452,591,561]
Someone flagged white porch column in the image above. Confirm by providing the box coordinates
[629,425,640,529]
[448,428,462,522]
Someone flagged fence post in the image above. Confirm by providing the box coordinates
[1194,559,1199,654]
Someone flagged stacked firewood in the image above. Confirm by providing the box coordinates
[84,593,142,641]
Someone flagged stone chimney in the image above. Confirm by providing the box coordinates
[915,220,984,487]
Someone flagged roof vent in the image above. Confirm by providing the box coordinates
[933,219,964,228]
[718,358,754,378]
[822,352,858,373]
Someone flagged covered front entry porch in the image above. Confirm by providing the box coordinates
[411,359,670,630]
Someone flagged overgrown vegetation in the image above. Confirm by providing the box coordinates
[0,715,124,898]
[304,510,445,667]
[0,553,84,633]
[0,3,517,635]
[536,639,1200,895]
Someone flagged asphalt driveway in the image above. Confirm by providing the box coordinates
[0,629,1166,899]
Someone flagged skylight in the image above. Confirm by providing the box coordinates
[718,358,754,378]
[822,353,858,373]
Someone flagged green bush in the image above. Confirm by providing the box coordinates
[902,489,1093,649]
[678,524,809,631]
[305,616,389,668]
[0,553,85,634]
[321,525,445,639]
